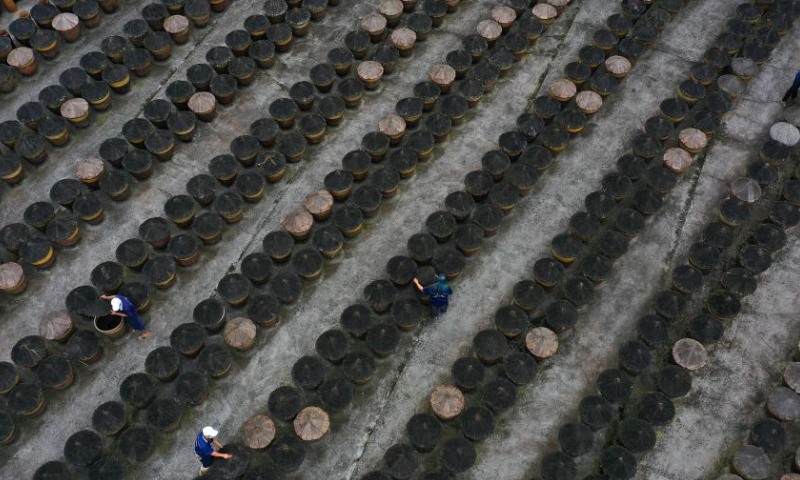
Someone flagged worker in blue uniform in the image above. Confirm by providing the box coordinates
[100,294,150,339]
[194,426,232,476]
[413,273,453,317]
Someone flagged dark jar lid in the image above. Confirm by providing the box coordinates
[39,85,73,112]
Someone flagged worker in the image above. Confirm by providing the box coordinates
[413,273,453,317]
[99,294,150,339]
[194,426,232,476]
[783,69,800,104]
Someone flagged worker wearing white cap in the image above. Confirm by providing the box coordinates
[195,426,232,475]
[99,294,150,339]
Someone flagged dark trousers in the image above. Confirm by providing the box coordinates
[784,77,800,102]
[431,303,448,317]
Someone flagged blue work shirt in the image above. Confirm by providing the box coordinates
[195,432,214,461]
[423,282,452,307]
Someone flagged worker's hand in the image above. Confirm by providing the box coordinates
[224,454,233,460]
[413,278,422,290]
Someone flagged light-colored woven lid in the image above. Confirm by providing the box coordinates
[60,98,90,120]
[303,190,334,215]
[361,13,387,33]
[605,55,631,76]
[491,6,517,26]
[718,74,745,97]
[663,147,693,173]
[378,114,406,137]
[293,406,330,441]
[282,209,314,234]
[390,27,416,48]
[7,47,34,67]
[678,127,708,151]
[770,121,800,146]
[0,262,24,290]
[672,338,707,371]
[429,64,456,86]
[729,177,762,204]
[525,327,558,359]
[164,15,190,34]
[533,3,558,20]
[379,0,403,17]
[75,156,105,180]
[477,19,502,41]
[549,78,577,101]
[576,90,603,113]
[53,12,79,31]
[241,414,276,449]
[39,310,73,340]
[357,60,384,81]
[223,317,257,348]
[731,57,758,78]
[430,385,465,419]
[188,92,216,114]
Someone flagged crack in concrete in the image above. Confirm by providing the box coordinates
[662,144,712,271]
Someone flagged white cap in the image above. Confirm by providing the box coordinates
[202,426,219,438]
[110,297,123,312]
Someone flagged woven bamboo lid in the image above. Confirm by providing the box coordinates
[391,28,416,49]
[663,147,693,173]
[164,15,189,34]
[605,55,631,77]
[379,0,403,17]
[293,406,330,441]
[75,156,105,181]
[491,6,516,27]
[718,74,745,98]
[678,128,707,152]
[223,317,257,350]
[672,338,707,371]
[430,385,465,419]
[357,61,384,81]
[40,310,73,341]
[303,190,333,216]
[188,92,216,114]
[477,20,502,41]
[282,209,313,235]
[549,78,577,102]
[241,414,275,450]
[770,122,800,147]
[731,57,758,78]
[361,13,387,34]
[379,114,406,138]
[61,98,89,120]
[533,3,558,20]
[429,64,456,88]
[576,91,603,114]
[52,12,79,31]
[525,327,558,359]
[7,47,34,67]
[0,262,24,290]
[729,177,761,204]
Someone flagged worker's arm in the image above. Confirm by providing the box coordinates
[213,439,224,449]
[99,294,113,300]
[211,451,232,460]
[413,278,423,291]
[111,311,127,317]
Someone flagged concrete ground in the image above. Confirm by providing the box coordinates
[1,0,800,479]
